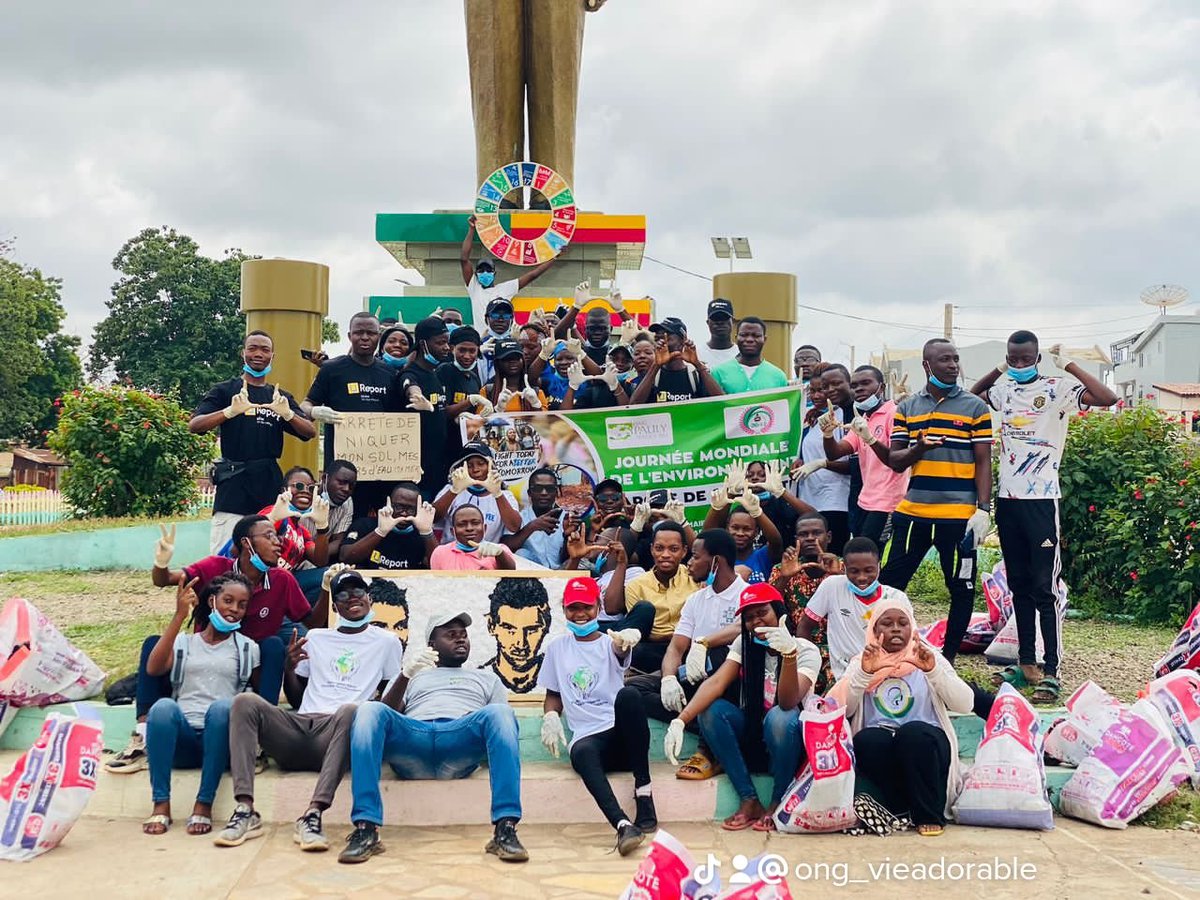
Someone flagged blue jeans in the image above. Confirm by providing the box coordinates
[292,566,326,606]
[135,636,284,718]
[146,697,231,805]
[349,701,522,826]
[697,700,803,806]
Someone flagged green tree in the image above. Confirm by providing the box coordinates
[88,227,255,409]
[0,257,82,443]
[322,317,340,343]
[48,385,214,517]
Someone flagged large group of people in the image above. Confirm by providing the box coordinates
[111,220,1119,859]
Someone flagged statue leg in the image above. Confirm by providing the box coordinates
[525,0,585,188]
[464,0,526,186]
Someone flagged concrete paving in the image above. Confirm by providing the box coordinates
[3,813,1198,899]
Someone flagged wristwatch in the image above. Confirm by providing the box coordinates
[977,502,991,513]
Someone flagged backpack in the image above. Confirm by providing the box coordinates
[654,363,700,394]
[170,632,255,697]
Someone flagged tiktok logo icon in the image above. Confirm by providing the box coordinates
[693,853,721,885]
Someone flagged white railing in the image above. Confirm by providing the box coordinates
[0,485,216,527]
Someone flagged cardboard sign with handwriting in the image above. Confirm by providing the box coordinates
[333,413,421,481]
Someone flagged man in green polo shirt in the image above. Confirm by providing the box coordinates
[711,317,788,394]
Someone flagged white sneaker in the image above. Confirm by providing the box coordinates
[104,732,147,774]
[293,810,329,852]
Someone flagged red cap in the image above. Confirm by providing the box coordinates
[562,576,601,607]
[736,582,783,615]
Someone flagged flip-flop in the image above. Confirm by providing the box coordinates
[917,824,945,837]
[675,753,723,781]
[1031,676,1062,705]
[186,815,212,835]
[142,814,171,835]
[721,811,758,832]
[751,815,777,833]
[990,665,1026,688]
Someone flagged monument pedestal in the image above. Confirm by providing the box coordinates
[712,272,798,375]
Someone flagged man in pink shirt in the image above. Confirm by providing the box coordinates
[430,506,517,571]
[822,365,908,547]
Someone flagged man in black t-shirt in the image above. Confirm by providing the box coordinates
[303,311,395,513]
[629,318,724,405]
[190,330,316,553]
[438,326,493,466]
[400,317,452,501]
[340,482,435,570]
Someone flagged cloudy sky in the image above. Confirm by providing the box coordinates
[3,0,1198,367]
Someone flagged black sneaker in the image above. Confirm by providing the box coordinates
[485,818,529,863]
[338,824,383,864]
[634,795,658,832]
[615,822,645,857]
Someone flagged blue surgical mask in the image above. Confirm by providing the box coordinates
[566,619,600,638]
[446,323,459,334]
[286,505,306,517]
[756,490,771,500]
[467,484,489,496]
[243,363,271,378]
[424,352,440,367]
[1008,364,1039,384]
[455,541,477,552]
[453,359,476,372]
[705,565,717,587]
[393,524,415,534]
[477,271,495,288]
[849,579,881,598]
[855,394,881,414]
[339,607,375,626]
[929,373,957,390]
[248,551,271,573]
[591,553,608,577]
[752,636,771,648]
[209,610,242,633]
[382,353,407,369]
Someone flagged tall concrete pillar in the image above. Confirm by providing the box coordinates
[240,259,329,477]
[712,272,798,375]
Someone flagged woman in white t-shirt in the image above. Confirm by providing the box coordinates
[141,573,261,836]
[827,596,974,837]
[663,583,821,832]
[538,577,657,856]
[432,443,521,544]
[791,369,851,553]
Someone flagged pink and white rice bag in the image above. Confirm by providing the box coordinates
[1145,670,1200,787]
[620,829,698,900]
[1043,681,1123,766]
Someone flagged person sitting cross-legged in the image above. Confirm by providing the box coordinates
[213,570,402,852]
[341,611,527,865]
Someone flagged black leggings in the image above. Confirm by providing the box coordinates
[569,686,651,829]
[853,722,951,826]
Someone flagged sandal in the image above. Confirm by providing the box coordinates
[989,665,1026,688]
[1031,676,1062,705]
[751,815,777,833]
[142,814,172,835]
[721,811,758,831]
[675,752,723,781]
[917,823,945,837]
[186,815,213,836]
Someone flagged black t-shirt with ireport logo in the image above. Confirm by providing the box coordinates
[305,355,395,466]
[653,365,706,403]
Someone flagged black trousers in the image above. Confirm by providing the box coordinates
[597,601,656,642]
[995,498,1063,677]
[856,509,890,549]
[569,686,651,829]
[880,513,977,663]
[853,722,951,826]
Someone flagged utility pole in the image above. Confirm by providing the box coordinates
[943,303,953,340]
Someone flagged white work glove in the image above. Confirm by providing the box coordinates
[724,459,748,495]
[412,501,436,536]
[791,458,827,481]
[597,363,620,391]
[321,562,352,593]
[401,646,439,680]
[264,386,295,421]
[708,487,730,512]
[527,307,547,328]
[738,487,762,518]
[573,280,591,310]
[374,502,402,536]
[541,711,567,758]
[224,385,254,419]
[755,625,799,657]
[308,494,330,531]
[567,361,587,390]
[467,394,494,416]
[966,508,991,549]
[610,628,642,653]
[664,718,686,766]
[763,460,786,498]
[660,675,686,714]
[996,357,1011,376]
[267,490,293,524]
[482,462,504,496]
[474,540,506,558]
[565,337,583,359]
[683,640,708,684]
[309,405,344,425]
[496,387,515,409]
[1048,343,1076,371]
[153,524,176,568]
[664,499,686,524]
[520,376,542,410]
[817,401,840,438]
[407,391,435,413]
[849,415,876,445]
[617,318,639,345]
[609,287,625,312]
[630,501,651,533]
[479,336,497,357]
[449,465,473,495]
[538,336,557,362]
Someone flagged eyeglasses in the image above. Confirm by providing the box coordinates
[333,587,368,603]
[288,482,315,493]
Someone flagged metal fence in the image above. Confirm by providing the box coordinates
[0,486,216,527]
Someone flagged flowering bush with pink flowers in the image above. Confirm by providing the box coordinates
[1059,405,1200,624]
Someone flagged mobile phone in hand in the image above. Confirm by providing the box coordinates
[300,349,316,361]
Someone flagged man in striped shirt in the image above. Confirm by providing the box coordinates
[879,339,993,665]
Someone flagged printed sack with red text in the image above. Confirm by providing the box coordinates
[984,579,1068,667]
[0,598,105,707]
[954,684,1054,830]
[921,613,995,654]
[772,704,857,834]
[981,561,1013,628]
[1153,601,1200,677]
[0,711,103,861]
[1059,699,1190,828]
[1043,680,1123,767]
[620,829,697,900]
[1145,670,1200,787]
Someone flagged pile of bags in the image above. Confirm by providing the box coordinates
[619,830,794,900]
[1155,600,1200,677]
[1047,674,1197,828]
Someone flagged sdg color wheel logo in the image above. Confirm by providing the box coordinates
[473,161,577,267]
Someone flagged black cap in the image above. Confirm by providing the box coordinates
[476,259,495,272]
[608,343,633,360]
[595,477,624,494]
[329,569,369,596]
[486,297,514,316]
[455,441,494,467]
[649,317,687,337]
[494,337,523,360]
[449,326,482,346]
[414,316,448,343]
[707,298,734,319]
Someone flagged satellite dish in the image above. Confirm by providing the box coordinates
[1140,284,1188,315]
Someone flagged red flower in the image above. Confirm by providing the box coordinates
[1180,480,1189,487]
[1130,571,1139,581]
[1134,490,1144,500]
[142,421,151,429]
[1088,504,1096,512]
